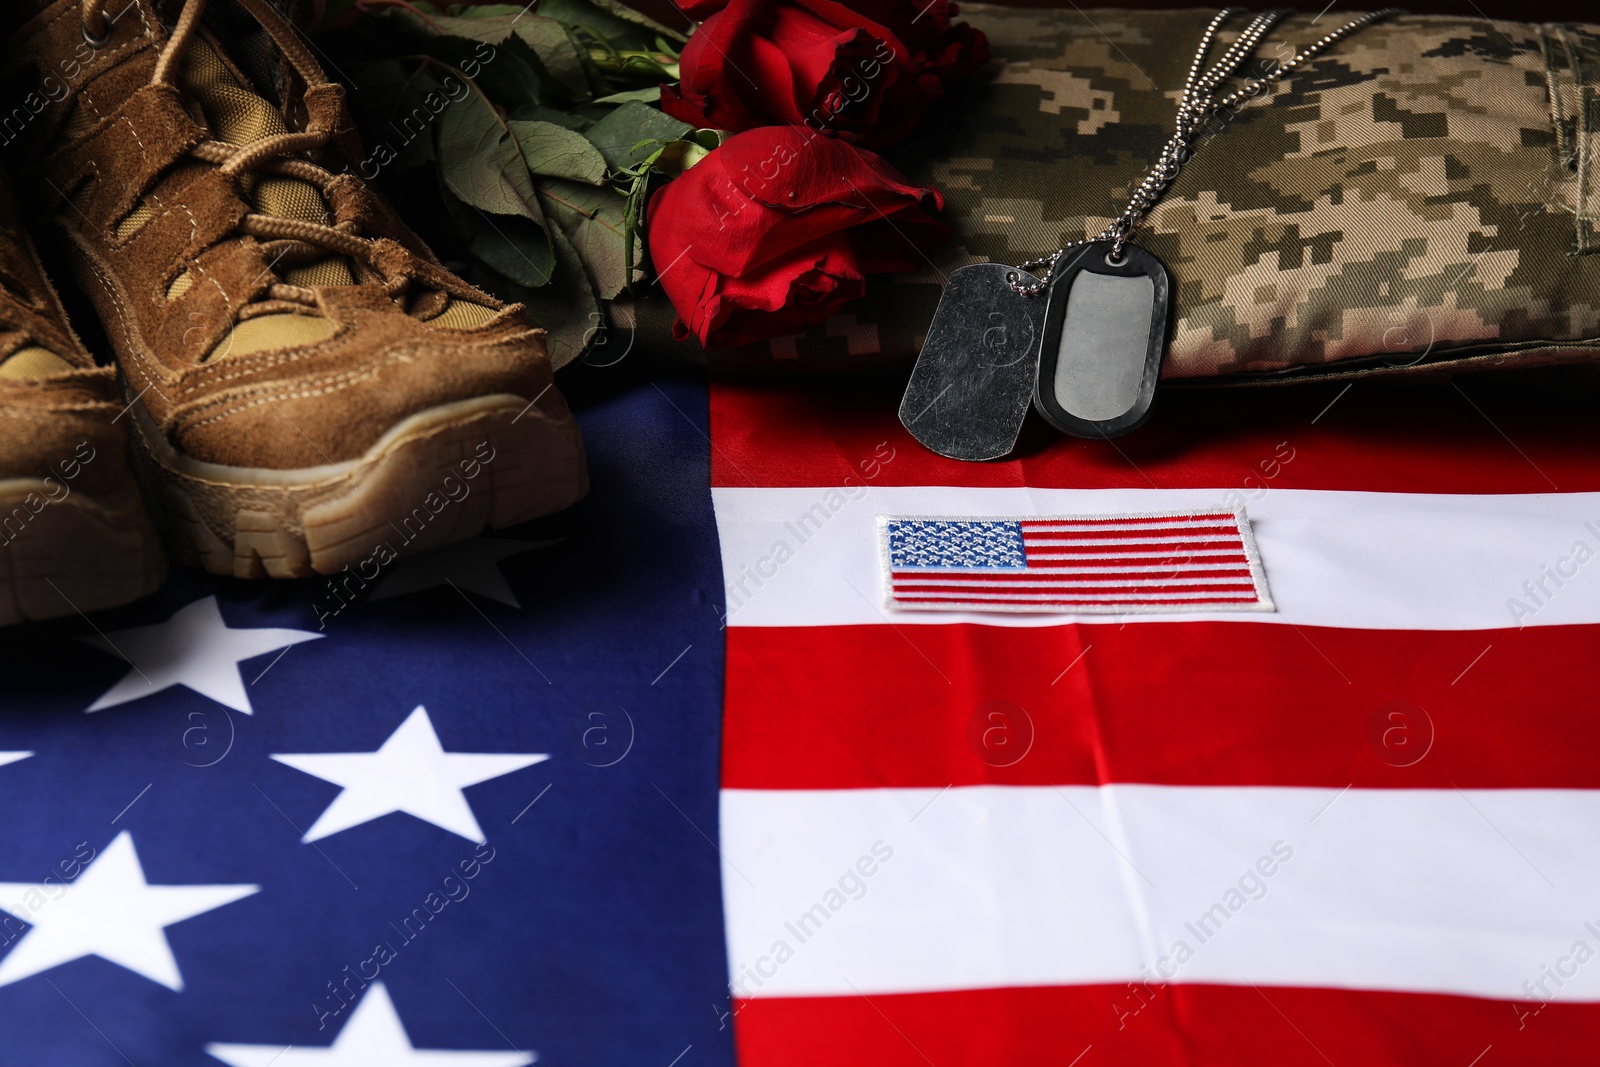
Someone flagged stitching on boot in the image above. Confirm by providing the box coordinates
[184,355,408,431]
[185,350,415,416]
[35,1,151,112]
[120,114,147,170]
[139,188,200,255]
[184,337,335,382]
[80,251,169,407]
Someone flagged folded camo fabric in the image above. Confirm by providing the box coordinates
[624,7,1600,378]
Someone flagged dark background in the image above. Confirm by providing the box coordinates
[632,0,1595,31]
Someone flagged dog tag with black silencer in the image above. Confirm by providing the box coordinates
[900,263,1045,461]
[1033,241,1171,438]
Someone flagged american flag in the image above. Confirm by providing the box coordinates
[711,375,1600,1067]
[7,370,1600,1067]
[880,512,1272,612]
[0,378,734,1067]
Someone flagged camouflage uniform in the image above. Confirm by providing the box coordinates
[625,8,1600,379]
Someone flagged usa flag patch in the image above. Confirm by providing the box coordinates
[880,510,1273,613]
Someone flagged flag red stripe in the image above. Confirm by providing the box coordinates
[891,571,1256,585]
[722,622,1600,790]
[891,589,1259,599]
[890,586,1259,598]
[730,984,1583,1067]
[896,559,1254,572]
[888,588,1259,599]
[904,564,1254,574]
[1024,537,1248,547]
[1021,525,1239,535]
[889,601,1260,607]
[1022,527,1242,540]
[1020,515,1238,527]
[710,381,1598,492]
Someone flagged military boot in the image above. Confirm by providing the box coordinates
[5,0,587,579]
[0,169,164,624]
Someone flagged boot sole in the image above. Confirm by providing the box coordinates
[127,393,588,579]
[0,477,166,626]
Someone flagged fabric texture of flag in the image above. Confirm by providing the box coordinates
[4,361,1599,1067]
[710,374,1600,1067]
[0,370,736,1067]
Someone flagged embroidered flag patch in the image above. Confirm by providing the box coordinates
[880,510,1273,614]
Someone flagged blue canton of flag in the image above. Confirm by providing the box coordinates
[885,520,1027,571]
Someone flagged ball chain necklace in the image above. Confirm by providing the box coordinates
[900,6,1404,461]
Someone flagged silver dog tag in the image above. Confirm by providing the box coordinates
[900,263,1044,461]
[1034,241,1171,438]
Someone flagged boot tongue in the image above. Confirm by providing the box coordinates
[176,30,501,351]
[183,36,354,290]
[181,36,348,359]
[0,347,74,379]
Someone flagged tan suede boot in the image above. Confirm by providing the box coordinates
[5,0,587,579]
[0,169,164,624]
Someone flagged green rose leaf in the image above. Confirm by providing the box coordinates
[469,215,557,288]
[417,12,516,43]
[507,104,592,131]
[423,33,546,108]
[514,221,603,369]
[437,93,543,220]
[509,17,594,99]
[509,119,609,185]
[590,86,664,105]
[421,14,593,100]
[585,101,692,172]
[529,0,686,49]
[538,178,629,299]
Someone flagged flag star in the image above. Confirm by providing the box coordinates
[80,595,322,714]
[0,831,257,990]
[272,706,548,843]
[369,538,559,608]
[0,752,30,769]
[206,982,533,1065]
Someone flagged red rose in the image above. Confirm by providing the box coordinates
[671,0,989,89]
[660,0,929,148]
[848,0,990,83]
[647,127,950,350]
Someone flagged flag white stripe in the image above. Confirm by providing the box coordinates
[720,784,1600,1001]
[713,486,1600,629]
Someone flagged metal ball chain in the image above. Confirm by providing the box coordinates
[1007,5,1404,296]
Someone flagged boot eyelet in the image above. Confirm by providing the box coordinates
[82,19,113,49]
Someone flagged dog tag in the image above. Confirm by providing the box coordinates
[1033,241,1171,438]
[900,263,1045,461]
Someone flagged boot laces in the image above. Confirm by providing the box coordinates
[79,0,433,315]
